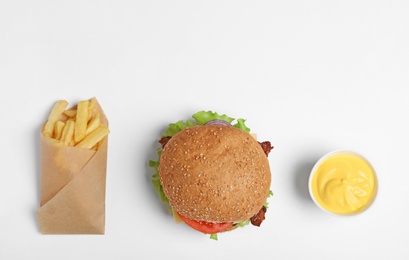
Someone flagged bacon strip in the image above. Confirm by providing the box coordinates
[250,206,267,227]
[159,136,171,148]
[258,141,274,157]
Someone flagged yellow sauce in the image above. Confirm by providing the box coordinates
[310,152,377,215]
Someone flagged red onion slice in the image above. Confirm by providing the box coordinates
[204,119,232,126]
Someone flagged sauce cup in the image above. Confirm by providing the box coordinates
[308,150,378,216]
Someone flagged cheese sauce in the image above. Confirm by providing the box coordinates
[310,152,377,215]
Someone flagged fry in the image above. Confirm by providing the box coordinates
[54,121,65,140]
[74,100,89,143]
[63,109,77,118]
[87,98,96,121]
[76,125,110,149]
[61,120,75,146]
[43,100,68,136]
[86,112,100,135]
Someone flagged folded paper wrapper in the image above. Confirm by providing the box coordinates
[37,98,108,234]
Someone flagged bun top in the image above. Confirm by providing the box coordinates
[159,125,271,223]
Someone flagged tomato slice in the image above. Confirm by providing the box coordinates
[177,212,234,234]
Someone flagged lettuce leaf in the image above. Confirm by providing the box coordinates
[264,190,274,208]
[149,149,172,212]
[233,118,250,133]
[209,234,218,240]
[165,119,195,137]
[235,219,250,227]
[163,110,249,137]
[192,111,234,125]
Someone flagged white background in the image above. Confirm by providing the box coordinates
[1,1,408,259]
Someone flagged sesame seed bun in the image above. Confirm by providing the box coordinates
[158,125,271,223]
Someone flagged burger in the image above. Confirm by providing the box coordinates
[149,111,273,240]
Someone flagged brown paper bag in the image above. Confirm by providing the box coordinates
[37,98,109,234]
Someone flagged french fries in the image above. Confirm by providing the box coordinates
[43,100,68,137]
[76,125,110,149]
[74,100,89,143]
[42,99,109,150]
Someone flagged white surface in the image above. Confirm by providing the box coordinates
[1,1,408,259]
